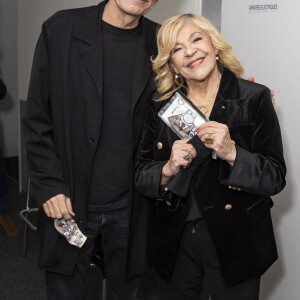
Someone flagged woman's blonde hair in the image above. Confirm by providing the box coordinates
[152,14,244,101]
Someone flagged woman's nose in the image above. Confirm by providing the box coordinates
[185,46,196,57]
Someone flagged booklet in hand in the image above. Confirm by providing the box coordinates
[158,90,216,159]
[158,90,209,139]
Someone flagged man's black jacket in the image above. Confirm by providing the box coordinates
[23,1,159,277]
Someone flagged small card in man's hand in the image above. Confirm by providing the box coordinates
[158,90,209,139]
[54,218,87,248]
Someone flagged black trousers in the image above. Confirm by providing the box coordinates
[46,206,139,300]
[156,219,260,300]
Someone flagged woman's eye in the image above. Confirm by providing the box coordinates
[193,37,202,42]
[173,47,182,54]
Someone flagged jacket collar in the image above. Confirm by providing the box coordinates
[73,0,156,112]
[73,1,106,45]
[217,67,240,101]
[209,67,242,122]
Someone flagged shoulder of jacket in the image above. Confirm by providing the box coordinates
[142,17,160,40]
[238,78,269,97]
[43,5,97,28]
[151,92,170,112]
[143,17,160,27]
[237,78,272,116]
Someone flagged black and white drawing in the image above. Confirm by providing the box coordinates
[158,90,209,140]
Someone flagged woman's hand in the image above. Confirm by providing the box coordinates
[161,139,197,184]
[197,121,236,166]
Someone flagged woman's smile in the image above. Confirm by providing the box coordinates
[186,57,205,68]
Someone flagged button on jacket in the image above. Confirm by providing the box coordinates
[134,68,286,287]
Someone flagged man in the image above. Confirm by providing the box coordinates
[24,0,159,299]
[0,78,20,237]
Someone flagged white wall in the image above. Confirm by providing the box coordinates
[147,0,201,24]
[0,0,18,157]
[202,0,222,31]
[221,1,300,299]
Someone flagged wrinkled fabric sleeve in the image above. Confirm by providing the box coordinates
[220,88,286,196]
[167,135,211,197]
[23,24,70,207]
[134,102,167,199]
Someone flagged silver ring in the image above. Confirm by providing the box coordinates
[183,152,192,160]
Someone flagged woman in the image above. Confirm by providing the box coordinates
[134,14,286,300]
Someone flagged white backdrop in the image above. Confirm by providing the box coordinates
[221,1,300,299]
[147,0,201,23]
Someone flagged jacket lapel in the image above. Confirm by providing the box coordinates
[130,19,157,113]
[209,68,242,123]
[80,39,104,101]
[73,2,106,101]
[73,2,157,117]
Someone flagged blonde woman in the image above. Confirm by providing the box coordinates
[134,14,285,300]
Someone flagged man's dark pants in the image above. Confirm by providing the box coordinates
[46,206,139,300]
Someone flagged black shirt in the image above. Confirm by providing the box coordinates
[88,20,141,212]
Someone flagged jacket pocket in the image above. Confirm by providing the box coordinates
[246,197,271,220]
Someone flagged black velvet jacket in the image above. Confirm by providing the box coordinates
[134,68,286,287]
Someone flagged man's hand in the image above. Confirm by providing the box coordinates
[247,76,275,106]
[43,194,75,220]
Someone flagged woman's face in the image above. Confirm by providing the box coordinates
[170,22,218,85]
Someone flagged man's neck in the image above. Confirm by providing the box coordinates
[102,1,141,29]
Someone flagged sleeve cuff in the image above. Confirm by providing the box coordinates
[219,145,244,192]
[30,178,71,207]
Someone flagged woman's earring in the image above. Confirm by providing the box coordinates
[216,55,219,61]
[175,74,179,79]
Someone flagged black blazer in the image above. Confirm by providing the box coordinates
[134,68,286,287]
[23,1,159,277]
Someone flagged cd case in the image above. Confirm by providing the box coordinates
[158,90,209,140]
[158,90,216,159]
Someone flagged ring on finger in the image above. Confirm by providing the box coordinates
[183,151,192,160]
[204,134,214,144]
